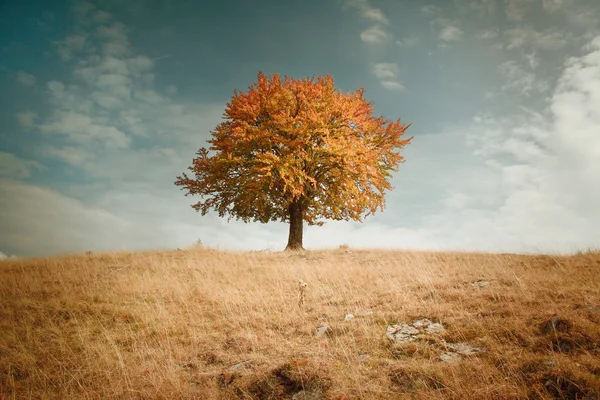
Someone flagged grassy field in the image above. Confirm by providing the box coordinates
[1,247,599,399]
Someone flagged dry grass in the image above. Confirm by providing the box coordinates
[1,247,599,399]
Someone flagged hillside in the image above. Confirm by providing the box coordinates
[1,248,600,399]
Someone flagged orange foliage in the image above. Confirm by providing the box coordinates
[175,72,412,229]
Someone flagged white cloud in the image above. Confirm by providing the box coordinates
[430,18,464,43]
[542,0,570,12]
[372,63,398,80]
[42,146,90,166]
[371,63,405,91]
[439,25,464,41]
[380,81,406,91]
[39,111,131,149]
[0,153,44,179]
[396,37,419,47]
[504,27,570,50]
[17,71,36,86]
[456,0,496,17]
[477,29,499,40]
[343,0,389,24]
[0,251,18,261]
[16,111,38,128]
[166,85,178,95]
[360,25,388,44]
[92,10,112,23]
[504,0,534,21]
[421,4,438,14]
[498,60,548,95]
[343,0,391,45]
[54,34,88,61]
[451,36,600,252]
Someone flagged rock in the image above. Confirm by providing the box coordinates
[230,360,251,371]
[445,342,483,355]
[386,319,445,343]
[344,313,354,321]
[357,354,371,361]
[316,326,328,337]
[471,280,490,288]
[425,323,445,334]
[412,319,433,329]
[440,352,462,363]
[386,324,420,343]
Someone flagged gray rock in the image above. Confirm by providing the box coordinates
[440,352,462,363]
[386,319,446,343]
[386,324,420,342]
[316,326,328,337]
[425,323,445,334]
[230,360,251,371]
[445,342,483,355]
[344,313,354,321]
[412,318,433,328]
[357,354,371,361]
[471,280,490,288]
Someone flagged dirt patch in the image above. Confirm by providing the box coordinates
[539,371,600,400]
[215,359,332,399]
[533,317,597,355]
[389,366,447,393]
[539,317,573,335]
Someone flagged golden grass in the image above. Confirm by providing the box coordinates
[1,247,599,399]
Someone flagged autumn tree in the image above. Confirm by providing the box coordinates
[175,72,412,251]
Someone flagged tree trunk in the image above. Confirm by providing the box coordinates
[285,201,304,251]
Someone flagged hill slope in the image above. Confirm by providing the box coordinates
[1,248,600,399]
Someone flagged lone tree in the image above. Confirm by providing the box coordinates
[175,72,412,251]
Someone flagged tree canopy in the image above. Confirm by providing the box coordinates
[175,72,412,250]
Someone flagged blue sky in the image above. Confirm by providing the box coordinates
[1,0,599,258]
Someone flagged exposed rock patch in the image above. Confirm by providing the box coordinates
[386,318,445,343]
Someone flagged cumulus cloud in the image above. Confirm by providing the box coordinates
[498,60,548,95]
[0,179,284,257]
[452,35,600,252]
[343,0,389,24]
[421,4,439,14]
[429,18,464,44]
[439,25,464,41]
[455,0,496,17]
[343,0,391,45]
[380,81,406,91]
[54,33,88,61]
[39,110,131,149]
[16,111,38,128]
[503,27,570,50]
[504,0,534,21]
[17,71,36,86]
[371,63,405,91]
[0,153,44,179]
[360,25,388,44]
[396,37,419,47]
[541,0,571,13]
[477,29,499,40]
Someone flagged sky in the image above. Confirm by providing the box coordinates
[1,0,599,258]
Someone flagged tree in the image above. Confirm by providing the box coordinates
[175,72,412,251]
